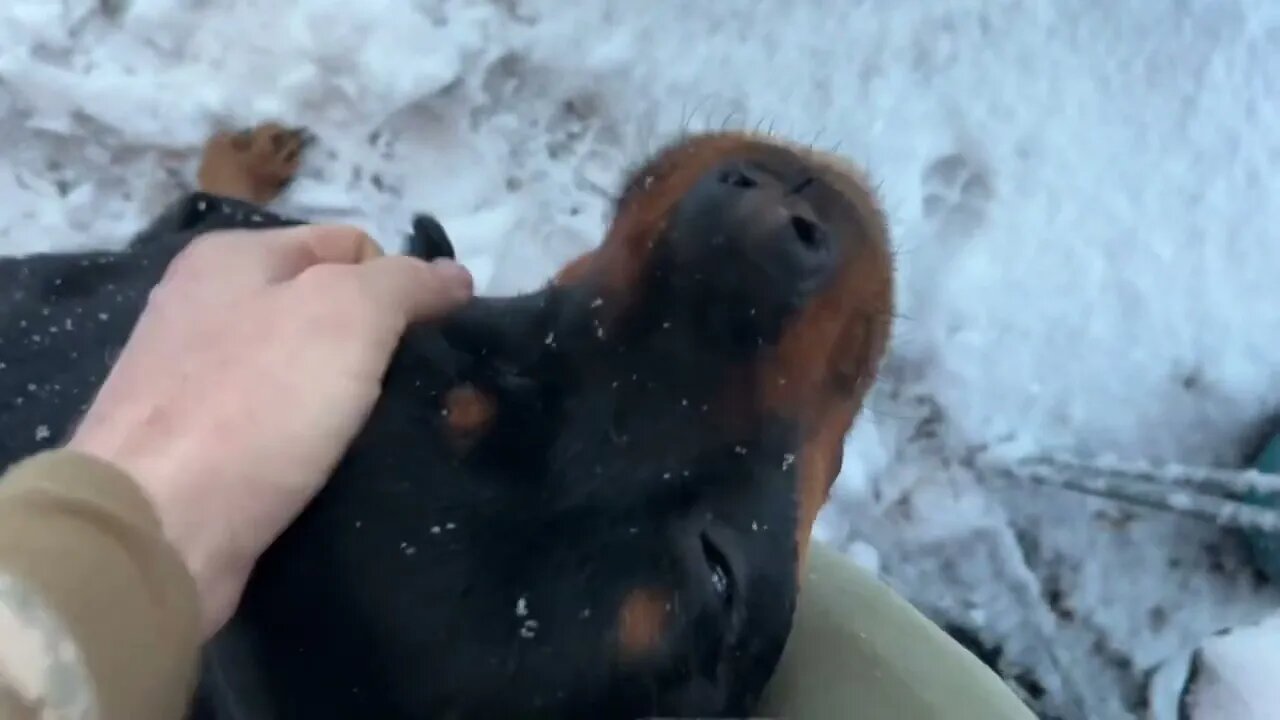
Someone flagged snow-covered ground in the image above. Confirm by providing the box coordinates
[2,1,1279,717]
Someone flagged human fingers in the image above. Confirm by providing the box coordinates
[166,225,383,290]
[349,255,475,324]
[286,224,385,267]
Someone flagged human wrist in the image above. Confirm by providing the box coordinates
[66,420,250,637]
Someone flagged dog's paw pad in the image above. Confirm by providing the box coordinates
[197,122,314,206]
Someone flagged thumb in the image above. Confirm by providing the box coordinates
[353,255,475,323]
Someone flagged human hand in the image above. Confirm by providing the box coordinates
[67,225,473,638]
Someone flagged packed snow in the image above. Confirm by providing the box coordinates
[2,1,1279,718]
[1180,611,1280,719]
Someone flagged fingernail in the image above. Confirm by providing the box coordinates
[430,258,474,296]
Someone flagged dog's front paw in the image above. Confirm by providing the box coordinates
[197,123,313,206]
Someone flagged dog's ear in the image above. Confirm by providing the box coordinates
[405,214,455,261]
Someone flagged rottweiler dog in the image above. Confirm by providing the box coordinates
[0,122,894,719]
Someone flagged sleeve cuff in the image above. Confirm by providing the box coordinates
[0,449,202,720]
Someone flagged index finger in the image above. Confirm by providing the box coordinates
[248,224,386,282]
[291,224,386,266]
[350,255,475,323]
[173,225,385,290]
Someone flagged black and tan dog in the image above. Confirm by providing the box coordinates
[0,122,894,719]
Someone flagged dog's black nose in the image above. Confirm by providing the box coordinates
[672,160,834,281]
[657,158,840,351]
[781,200,826,254]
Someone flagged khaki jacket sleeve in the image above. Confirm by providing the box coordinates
[759,542,1037,720]
[0,450,201,720]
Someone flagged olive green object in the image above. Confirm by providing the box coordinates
[760,543,1036,720]
[1245,432,1280,584]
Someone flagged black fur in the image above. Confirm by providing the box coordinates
[0,192,802,719]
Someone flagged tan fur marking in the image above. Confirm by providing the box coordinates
[443,384,496,453]
[616,586,672,661]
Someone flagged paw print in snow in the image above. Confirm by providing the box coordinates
[920,151,994,239]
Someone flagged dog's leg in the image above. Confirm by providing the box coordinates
[132,124,315,252]
[197,123,312,206]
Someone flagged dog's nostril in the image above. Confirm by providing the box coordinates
[789,214,823,249]
[717,167,758,189]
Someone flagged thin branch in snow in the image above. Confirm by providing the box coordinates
[1024,454,1280,496]
[978,453,1280,535]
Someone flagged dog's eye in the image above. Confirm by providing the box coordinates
[700,533,735,608]
[710,563,729,596]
